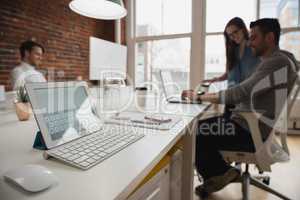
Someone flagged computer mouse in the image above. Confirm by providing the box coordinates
[3,164,58,192]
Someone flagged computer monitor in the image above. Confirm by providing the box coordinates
[89,36,127,80]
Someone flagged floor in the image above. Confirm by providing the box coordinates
[193,135,300,200]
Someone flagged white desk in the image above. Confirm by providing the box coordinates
[0,89,210,200]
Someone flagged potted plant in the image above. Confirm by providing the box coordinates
[14,86,30,121]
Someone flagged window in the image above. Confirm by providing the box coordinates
[136,0,191,36]
[260,0,299,28]
[130,0,192,89]
[280,31,300,60]
[260,0,300,60]
[136,38,190,89]
[205,35,226,79]
[206,0,256,33]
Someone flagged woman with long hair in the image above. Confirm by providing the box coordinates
[204,17,260,88]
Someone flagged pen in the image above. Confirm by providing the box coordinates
[130,119,160,125]
[144,116,172,123]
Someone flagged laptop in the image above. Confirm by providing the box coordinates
[159,71,202,104]
[26,81,144,170]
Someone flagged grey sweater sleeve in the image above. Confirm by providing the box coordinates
[219,55,291,105]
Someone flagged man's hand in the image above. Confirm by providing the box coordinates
[181,89,198,101]
[182,90,220,103]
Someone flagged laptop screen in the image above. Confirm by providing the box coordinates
[160,71,181,99]
[33,84,101,145]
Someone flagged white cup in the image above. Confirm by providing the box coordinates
[200,83,210,94]
[135,87,147,109]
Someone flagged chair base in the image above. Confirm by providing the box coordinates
[238,171,291,200]
[253,173,270,185]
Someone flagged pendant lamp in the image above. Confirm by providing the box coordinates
[69,0,127,20]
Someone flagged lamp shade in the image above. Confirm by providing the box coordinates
[69,0,127,20]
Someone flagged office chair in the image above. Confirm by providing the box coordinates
[220,68,300,200]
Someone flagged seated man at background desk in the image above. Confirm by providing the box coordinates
[182,18,299,197]
[11,40,46,91]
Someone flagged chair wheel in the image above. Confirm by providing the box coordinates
[262,177,270,185]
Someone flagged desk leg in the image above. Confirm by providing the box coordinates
[181,119,197,200]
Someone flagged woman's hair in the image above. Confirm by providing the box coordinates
[224,17,249,71]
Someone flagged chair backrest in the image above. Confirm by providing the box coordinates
[220,55,299,170]
[271,54,300,159]
[245,56,300,169]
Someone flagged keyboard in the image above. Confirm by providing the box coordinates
[46,126,144,170]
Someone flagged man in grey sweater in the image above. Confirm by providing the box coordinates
[183,18,299,197]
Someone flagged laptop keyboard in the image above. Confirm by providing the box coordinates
[47,126,144,170]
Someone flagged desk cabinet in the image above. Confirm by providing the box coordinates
[170,150,183,200]
[127,165,170,200]
[127,150,183,200]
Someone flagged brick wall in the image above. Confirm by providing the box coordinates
[0,0,117,91]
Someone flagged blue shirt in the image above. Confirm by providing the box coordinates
[227,46,260,88]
